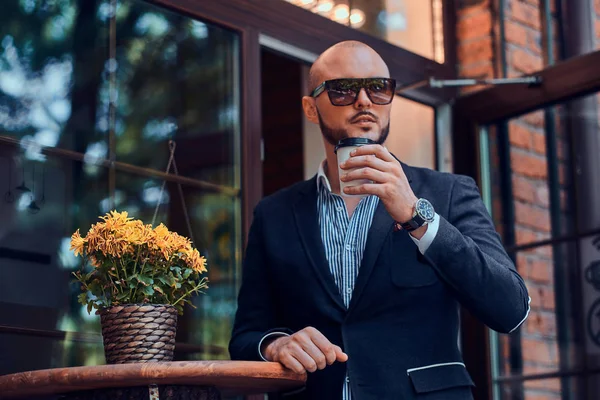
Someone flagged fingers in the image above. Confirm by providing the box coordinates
[343,183,388,197]
[273,327,347,374]
[296,334,330,369]
[288,341,319,372]
[273,340,317,373]
[304,328,341,367]
[279,352,307,375]
[334,345,349,362]
[341,167,388,184]
[349,144,395,162]
[341,154,392,173]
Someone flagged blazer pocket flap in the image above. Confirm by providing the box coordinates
[407,363,475,393]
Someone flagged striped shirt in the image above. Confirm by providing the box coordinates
[316,162,379,400]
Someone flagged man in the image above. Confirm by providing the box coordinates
[229,41,530,400]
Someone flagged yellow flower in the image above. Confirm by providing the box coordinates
[186,249,207,273]
[70,229,87,256]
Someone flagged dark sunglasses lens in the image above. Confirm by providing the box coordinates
[365,79,395,104]
[326,79,395,106]
[327,80,359,106]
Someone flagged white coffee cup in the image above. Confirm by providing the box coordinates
[335,138,377,197]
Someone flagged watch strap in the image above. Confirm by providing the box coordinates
[394,198,433,232]
[401,213,426,231]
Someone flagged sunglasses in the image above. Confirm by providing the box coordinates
[310,77,396,106]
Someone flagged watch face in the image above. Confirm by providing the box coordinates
[416,198,435,222]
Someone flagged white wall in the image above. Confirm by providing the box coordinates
[386,96,435,170]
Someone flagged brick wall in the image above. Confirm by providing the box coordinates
[456,0,495,94]
[456,1,571,399]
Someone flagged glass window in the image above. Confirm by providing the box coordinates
[112,1,240,186]
[282,0,444,62]
[0,0,241,374]
[483,91,600,399]
[0,0,106,153]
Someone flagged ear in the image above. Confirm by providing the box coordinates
[302,96,319,124]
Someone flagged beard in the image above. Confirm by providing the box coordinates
[317,109,390,147]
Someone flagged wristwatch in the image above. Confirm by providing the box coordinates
[395,198,436,232]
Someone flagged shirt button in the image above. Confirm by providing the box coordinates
[346,377,350,383]
[346,287,352,293]
[336,206,343,212]
[345,244,352,251]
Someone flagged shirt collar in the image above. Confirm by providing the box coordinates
[316,160,333,192]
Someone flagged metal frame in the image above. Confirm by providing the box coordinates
[452,49,600,178]
[454,50,600,125]
[452,13,600,400]
[0,136,238,196]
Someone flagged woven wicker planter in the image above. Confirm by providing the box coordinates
[99,304,178,364]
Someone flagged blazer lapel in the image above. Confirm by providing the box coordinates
[347,200,393,312]
[347,161,419,313]
[292,177,347,312]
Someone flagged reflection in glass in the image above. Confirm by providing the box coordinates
[0,154,240,372]
[486,95,598,399]
[0,0,241,375]
[497,245,561,399]
[111,1,240,188]
[0,0,240,188]
[0,0,107,156]
[282,0,444,62]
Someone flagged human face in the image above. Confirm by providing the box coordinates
[317,108,390,147]
[304,46,394,146]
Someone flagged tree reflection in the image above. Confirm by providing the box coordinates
[0,0,240,370]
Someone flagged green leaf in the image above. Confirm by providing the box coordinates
[78,293,88,305]
[182,268,193,279]
[87,302,93,315]
[88,280,103,297]
[158,274,177,288]
[142,285,155,296]
[170,266,182,275]
[135,274,154,286]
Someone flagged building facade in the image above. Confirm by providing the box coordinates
[1,1,600,399]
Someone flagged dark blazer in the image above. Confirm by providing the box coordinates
[229,163,530,400]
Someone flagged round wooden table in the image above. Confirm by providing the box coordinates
[0,361,307,399]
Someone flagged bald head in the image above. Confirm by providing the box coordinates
[308,41,390,92]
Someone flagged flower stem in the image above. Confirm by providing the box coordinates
[173,280,207,306]
[129,247,142,299]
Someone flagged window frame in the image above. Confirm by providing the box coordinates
[452,49,600,399]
